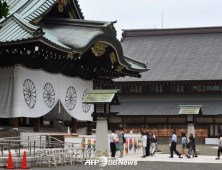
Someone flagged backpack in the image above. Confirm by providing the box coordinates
[122,132,126,143]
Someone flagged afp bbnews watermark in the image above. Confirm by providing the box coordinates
[85,156,137,167]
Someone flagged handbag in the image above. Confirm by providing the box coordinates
[122,133,126,143]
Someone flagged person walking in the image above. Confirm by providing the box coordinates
[145,132,150,156]
[153,134,158,154]
[149,133,155,156]
[180,133,190,158]
[141,132,147,158]
[169,131,182,158]
[118,127,124,158]
[189,133,198,157]
[110,129,116,158]
[216,132,222,160]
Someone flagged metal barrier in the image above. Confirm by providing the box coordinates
[0,134,88,158]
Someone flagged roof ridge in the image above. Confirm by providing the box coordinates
[0,0,29,24]
[42,17,116,26]
[122,26,222,38]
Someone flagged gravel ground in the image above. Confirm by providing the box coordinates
[30,162,222,170]
[157,144,217,156]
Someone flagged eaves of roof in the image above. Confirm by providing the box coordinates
[0,14,71,52]
[0,16,148,73]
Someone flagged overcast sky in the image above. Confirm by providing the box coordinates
[78,0,222,39]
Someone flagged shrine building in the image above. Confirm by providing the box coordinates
[0,0,147,133]
[95,27,222,141]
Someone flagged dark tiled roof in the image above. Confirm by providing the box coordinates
[40,18,147,72]
[0,14,41,43]
[115,27,222,82]
[0,0,57,23]
[111,94,222,116]
[0,0,83,23]
[112,100,222,116]
[0,1,147,73]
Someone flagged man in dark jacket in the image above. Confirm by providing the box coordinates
[146,132,150,156]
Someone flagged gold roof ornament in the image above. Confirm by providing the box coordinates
[67,52,75,59]
[58,0,67,13]
[91,42,108,57]
[117,66,124,71]
[110,52,117,64]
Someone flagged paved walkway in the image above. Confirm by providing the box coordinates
[118,152,222,164]
[157,144,218,156]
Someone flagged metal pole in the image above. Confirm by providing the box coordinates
[1,145,3,157]
[34,141,35,157]
[40,135,41,149]
[19,141,21,158]
[9,141,10,152]
[28,137,29,151]
[30,142,31,157]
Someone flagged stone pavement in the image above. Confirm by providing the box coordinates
[31,161,222,170]
[157,144,217,156]
[119,152,222,164]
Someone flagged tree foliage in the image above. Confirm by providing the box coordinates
[0,1,9,19]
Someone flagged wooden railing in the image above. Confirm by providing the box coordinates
[123,128,208,138]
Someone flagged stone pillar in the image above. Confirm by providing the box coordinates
[12,118,18,130]
[187,123,195,137]
[72,118,77,133]
[95,118,109,157]
[121,117,124,129]
[34,117,40,132]
[87,121,92,135]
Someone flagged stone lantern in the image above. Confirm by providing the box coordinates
[82,89,120,157]
[179,105,202,137]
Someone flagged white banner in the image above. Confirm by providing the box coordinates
[0,66,93,121]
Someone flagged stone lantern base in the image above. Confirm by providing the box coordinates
[95,118,109,157]
[187,123,195,137]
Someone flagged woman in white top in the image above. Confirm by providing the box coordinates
[180,133,190,158]
[141,132,147,158]
[216,132,222,160]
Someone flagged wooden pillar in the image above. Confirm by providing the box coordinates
[144,117,146,128]
[50,121,54,126]
[167,117,169,128]
[122,117,124,129]
[72,118,77,133]
[34,117,40,132]
[87,121,92,135]
[213,118,215,137]
[12,118,18,128]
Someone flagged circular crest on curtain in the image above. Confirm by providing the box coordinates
[82,90,91,113]
[23,79,37,109]
[65,86,77,110]
[43,83,55,108]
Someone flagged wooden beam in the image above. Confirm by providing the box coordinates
[121,117,125,129]
[213,118,215,136]
[87,121,92,135]
[72,118,77,133]
[144,117,146,128]
[34,118,40,132]
[12,118,18,128]
[167,117,169,128]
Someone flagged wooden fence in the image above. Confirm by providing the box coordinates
[123,128,208,138]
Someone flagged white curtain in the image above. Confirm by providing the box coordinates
[0,65,93,121]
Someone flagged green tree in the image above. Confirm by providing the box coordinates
[0,1,9,19]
